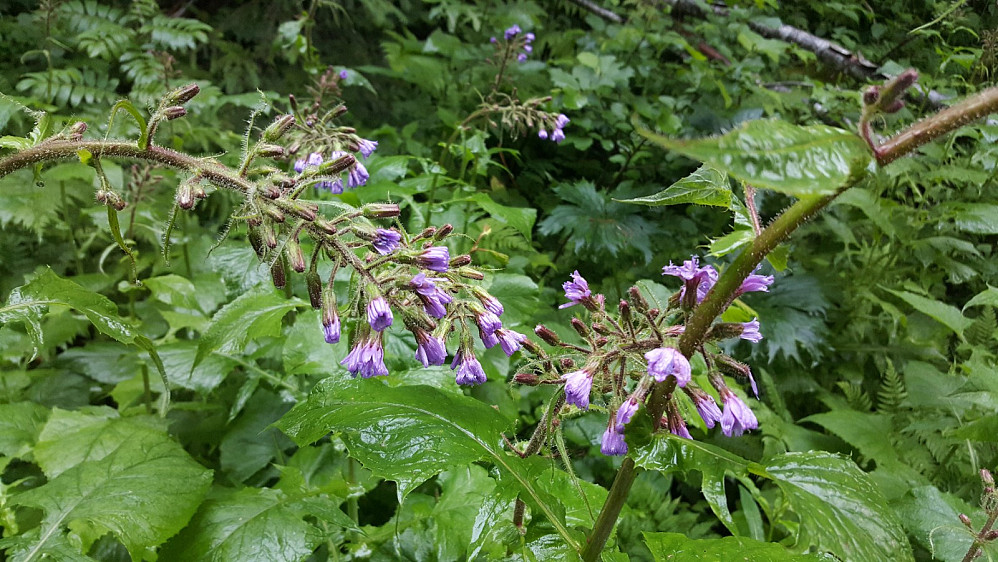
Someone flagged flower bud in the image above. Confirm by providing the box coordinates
[285,237,306,273]
[591,323,611,336]
[559,357,575,370]
[959,513,972,528]
[450,254,472,268]
[619,299,632,325]
[434,224,454,240]
[176,182,195,210]
[163,106,187,120]
[270,261,286,288]
[332,104,349,118]
[514,373,540,385]
[192,184,207,200]
[325,152,355,175]
[882,99,905,113]
[280,200,317,222]
[260,184,282,199]
[986,530,998,541]
[306,270,322,309]
[705,323,744,341]
[414,227,437,241]
[168,83,200,105]
[256,144,285,158]
[314,218,338,235]
[363,203,401,218]
[263,206,285,223]
[96,190,126,210]
[571,317,589,338]
[248,227,265,257]
[594,336,608,347]
[648,308,660,319]
[628,287,650,312]
[261,223,277,249]
[457,267,485,280]
[288,94,298,112]
[69,121,87,140]
[263,114,295,141]
[862,86,880,106]
[534,324,560,346]
[982,469,995,486]
[521,338,545,357]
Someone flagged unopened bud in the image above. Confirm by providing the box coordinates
[521,338,545,357]
[959,513,972,528]
[983,469,995,486]
[648,308,660,319]
[176,182,195,210]
[332,104,349,118]
[263,114,295,141]
[314,218,337,235]
[96,190,126,210]
[163,106,187,120]
[514,373,540,385]
[619,299,632,324]
[628,287,650,312]
[263,206,285,223]
[168,83,200,105]
[280,200,317,222]
[434,224,454,240]
[571,317,589,338]
[363,203,401,218]
[288,94,298,112]
[592,323,612,336]
[256,144,285,158]
[270,261,286,288]
[69,121,87,140]
[534,324,560,346]
[986,530,998,541]
[559,357,575,369]
[306,270,322,309]
[862,86,880,106]
[261,224,277,248]
[882,99,905,113]
[594,336,608,347]
[458,267,485,280]
[705,322,744,341]
[192,184,207,199]
[325,153,355,174]
[714,353,752,378]
[285,237,306,273]
[415,227,437,240]
[248,228,265,257]
[261,184,282,199]
[450,254,472,267]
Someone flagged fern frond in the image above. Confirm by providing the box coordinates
[16,67,119,107]
[876,359,907,413]
[836,381,873,412]
[966,307,997,346]
[58,0,126,33]
[76,22,134,59]
[140,16,211,52]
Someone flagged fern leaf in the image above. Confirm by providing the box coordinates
[876,359,907,414]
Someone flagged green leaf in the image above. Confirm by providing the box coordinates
[884,288,972,338]
[615,165,732,207]
[893,486,977,562]
[801,411,900,468]
[964,285,998,310]
[10,416,212,560]
[195,288,304,367]
[467,193,537,242]
[276,378,581,550]
[220,389,295,483]
[940,202,998,234]
[0,402,50,458]
[643,532,826,561]
[159,487,323,562]
[636,119,872,196]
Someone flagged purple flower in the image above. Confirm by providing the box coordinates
[562,369,593,410]
[615,396,640,428]
[452,348,487,386]
[475,309,502,335]
[538,129,548,140]
[735,273,774,297]
[490,36,497,43]
[740,318,763,343]
[504,24,521,40]
[340,335,388,378]
[555,114,570,129]
[690,389,722,429]
[517,53,527,62]
[525,32,535,42]
[347,160,369,188]
[357,138,378,159]
[339,69,348,80]
[372,228,402,255]
[480,328,499,349]
[645,347,691,386]
[666,401,691,439]
[366,297,393,332]
[322,315,340,344]
[495,328,527,356]
[551,128,565,143]
[294,158,307,173]
[601,419,628,456]
[662,256,718,304]
[414,328,447,367]
[417,246,450,272]
[720,388,758,437]
[523,44,533,53]
[410,273,452,319]
[559,270,591,309]
[473,290,504,316]
[306,152,323,167]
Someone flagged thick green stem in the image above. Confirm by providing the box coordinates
[580,458,637,562]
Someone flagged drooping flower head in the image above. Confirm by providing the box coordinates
[409,273,452,319]
[601,417,628,456]
[562,368,594,410]
[347,160,369,188]
[357,138,378,159]
[474,309,502,335]
[666,401,692,439]
[416,246,450,272]
[719,387,758,437]
[340,333,388,378]
[538,129,548,140]
[366,296,393,332]
[734,271,774,298]
[687,387,722,429]
[494,328,527,357]
[645,347,691,387]
[372,228,402,255]
[662,256,719,305]
[451,348,487,386]
[479,327,499,349]
[615,396,640,429]
[739,318,763,343]
[414,327,447,367]
[472,287,504,317]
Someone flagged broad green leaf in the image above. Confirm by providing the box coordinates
[282,309,347,376]
[884,288,972,338]
[801,411,900,468]
[484,273,541,326]
[195,288,305,366]
[467,192,537,242]
[32,408,165,477]
[616,165,732,207]
[276,378,581,550]
[159,487,323,562]
[964,285,998,310]
[763,452,912,562]
[643,532,827,561]
[951,415,998,441]
[940,202,998,234]
[893,486,978,562]
[220,389,295,483]
[637,119,872,196]
[0,402,49,458]
[11,418,212,560]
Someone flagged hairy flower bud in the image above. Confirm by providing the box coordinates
[560,357,575,370]
[591,323,612,336]
[571,317,589,338]
[69,121,87,140]
[534,324,560,346]
[270,261,286,288]
[959,513,972,528]
[285,237,306,273]
[619,299,632,325]
[414,227,437,241]
[279,200,317,222]
[263,114,295,141]
[256,144,285,158]
[457,267,485,280]
[450,254,472,268]
[176,182,195,210]
[163,106,187,120]
[263,206,285,223]
[983,469,995,486]
[628,286,650,312]
[514,373,540,385]
[168,83,200,105]
[314,218,337,235]
[520,338,545,357]
[434,224,454,240]
[363,203,401,218]
[261,223,277,249]
[306,271,322,309]
[862,86,880,106]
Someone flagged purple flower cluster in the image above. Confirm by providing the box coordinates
[416,246,450,272]
[502,25,535,62]
[538,114,569,143]
[372,228,401,255]
[293,146,373,194]
[662,256,719,306]
[414,327,447,367]
[559,270,602,310]
[340,333,388,378]
[452,348,487,386]
[410,273,453,319]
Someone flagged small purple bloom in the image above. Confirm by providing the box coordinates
[410,273,452,319]
[495,328,527,356]
[562,369,593,410]
[366,297,393,332]
[319,178,344,194]
[645,347,691,386]
[452,348,487,386]
[691,389,722,429]
[559,270,591,309]
[523,44,532,53]
[414,328,447,367]
[669,417,692,439]
[306,152,323,167]
[339,69,348,80]
[294,158,307,173]
[322,315,340,344]
[475,309,502,335]
[735,273,774,297]
[740,318,763,343]
[347,160,369,188]
[720,388,758,437]
[417,246,450,272]
[504,24,521,40]
[538,129,548,140]
[490,36,497,43]
[555,114,570,129]
[480,328,499,349]
[601,420,628,456]
[340,335,388,378]
[372,228,402,255]
[615,397,640,428]
[550,128,565,143]
[357,138,378,159]
[525,32,535,42]
[517,53,527,62]
[475,291,504,316]
[662,256,718,304]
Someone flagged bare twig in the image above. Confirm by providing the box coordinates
[567,0,624,23]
